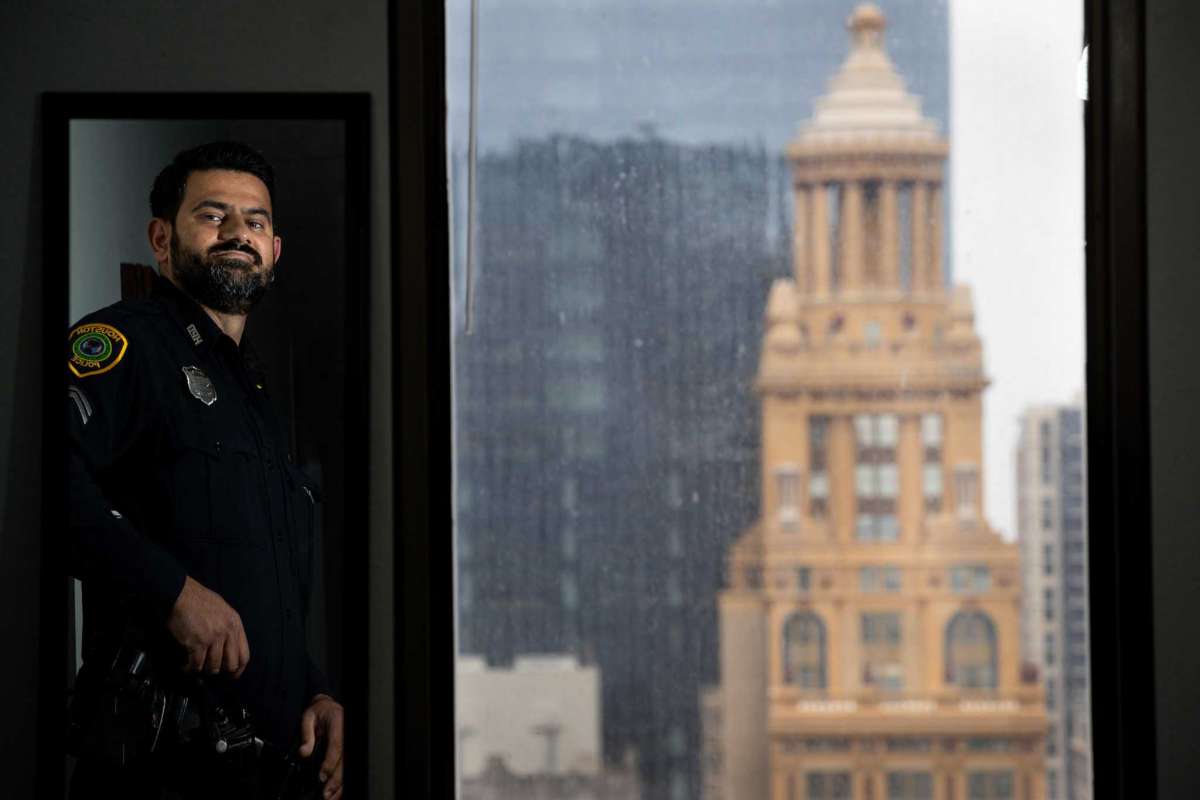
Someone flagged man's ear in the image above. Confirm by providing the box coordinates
[148,218,172,268]
[273,235,282,266]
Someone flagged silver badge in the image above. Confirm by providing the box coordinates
[182,365,217,406]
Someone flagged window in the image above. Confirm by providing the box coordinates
[447,1,1089,796]
[966,738,1015,753]
[950,564,991,593]
[796,567,812,593]
[827,183,843,291]
[860,565,902,593]
[856,414,900,541]
[887,771,933,800]
[1040,419,1054,484]
[898,183,914,288]
[865,320,882,349]
[921,413,943,447]
[783,612,826,689]
[945,611,997,689]
[968,771,1015,800]
[561,572,578,610]
[561,477,578,512]
[807,771,852,800]
[806,738,853,753]
[954,464,980,521]
[777,463,800,531]
[809,416,831,517]
[862,612,904,690]
[887,738,932,753]
[921,413,944,513]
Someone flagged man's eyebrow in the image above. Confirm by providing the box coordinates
[191,199,231,214]
[190,199,273,223]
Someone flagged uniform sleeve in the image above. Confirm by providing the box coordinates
[66,318,188,624]
[305,654,334,703]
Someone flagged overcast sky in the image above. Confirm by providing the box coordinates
[950,1,1085,537]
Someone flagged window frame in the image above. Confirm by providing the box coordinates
[383,0,1157,798]
[1084,0,1157,796]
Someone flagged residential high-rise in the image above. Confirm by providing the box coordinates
[709,6,1047,798]
[1016,404,1090,800]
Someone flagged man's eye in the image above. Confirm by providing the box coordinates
[204,214,223,223]
[249,221,265,231]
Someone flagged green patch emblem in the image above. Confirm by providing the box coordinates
[68,323,128,378]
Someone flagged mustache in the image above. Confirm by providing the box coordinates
[208,241,262,265]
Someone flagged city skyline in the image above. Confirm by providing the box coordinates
[447,0,1085,539]
[450,2,1083,798]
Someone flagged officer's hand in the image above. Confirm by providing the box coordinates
[298,694,344,800]
[166,575,251,678]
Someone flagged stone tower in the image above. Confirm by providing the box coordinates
[709,6,1047,800]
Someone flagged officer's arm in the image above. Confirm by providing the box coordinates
[66,323,187,623]
[305,655,334,704]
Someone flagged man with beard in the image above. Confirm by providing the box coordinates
[65,142,343,799]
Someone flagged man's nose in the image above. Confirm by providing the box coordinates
[219,215,252,242]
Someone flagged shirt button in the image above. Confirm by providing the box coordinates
[286,608,294,620]
[275,530,284,542]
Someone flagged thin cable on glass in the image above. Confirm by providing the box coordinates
[463,0,480,334]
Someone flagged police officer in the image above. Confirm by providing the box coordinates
[66,142,344,799]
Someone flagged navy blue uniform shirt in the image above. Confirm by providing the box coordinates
[66,275,329,749]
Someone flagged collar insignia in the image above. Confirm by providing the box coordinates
[186,323,203,346]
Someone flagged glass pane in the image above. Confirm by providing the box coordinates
[449,1,1087,799]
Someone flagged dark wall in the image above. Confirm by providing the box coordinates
[0,2,392,796]
[1147,1,1200,797]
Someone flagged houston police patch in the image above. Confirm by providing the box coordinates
[68,323,129,378]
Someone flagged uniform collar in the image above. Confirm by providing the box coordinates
[152,274,233,356]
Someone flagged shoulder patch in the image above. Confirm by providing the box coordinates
[68,322,129,378]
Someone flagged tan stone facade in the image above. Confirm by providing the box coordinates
[712,6,1047,799]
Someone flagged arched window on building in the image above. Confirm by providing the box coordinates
[783,612,826,689]
[945,611,998,689]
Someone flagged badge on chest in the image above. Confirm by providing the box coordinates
[182,365,218,406]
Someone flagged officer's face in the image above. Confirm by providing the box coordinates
[155,169,283,315]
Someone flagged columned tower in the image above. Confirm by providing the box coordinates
[709,6,1047,800]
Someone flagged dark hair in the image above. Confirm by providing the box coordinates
[149,141,275,222]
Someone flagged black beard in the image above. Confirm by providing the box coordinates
[170,234,273,315]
